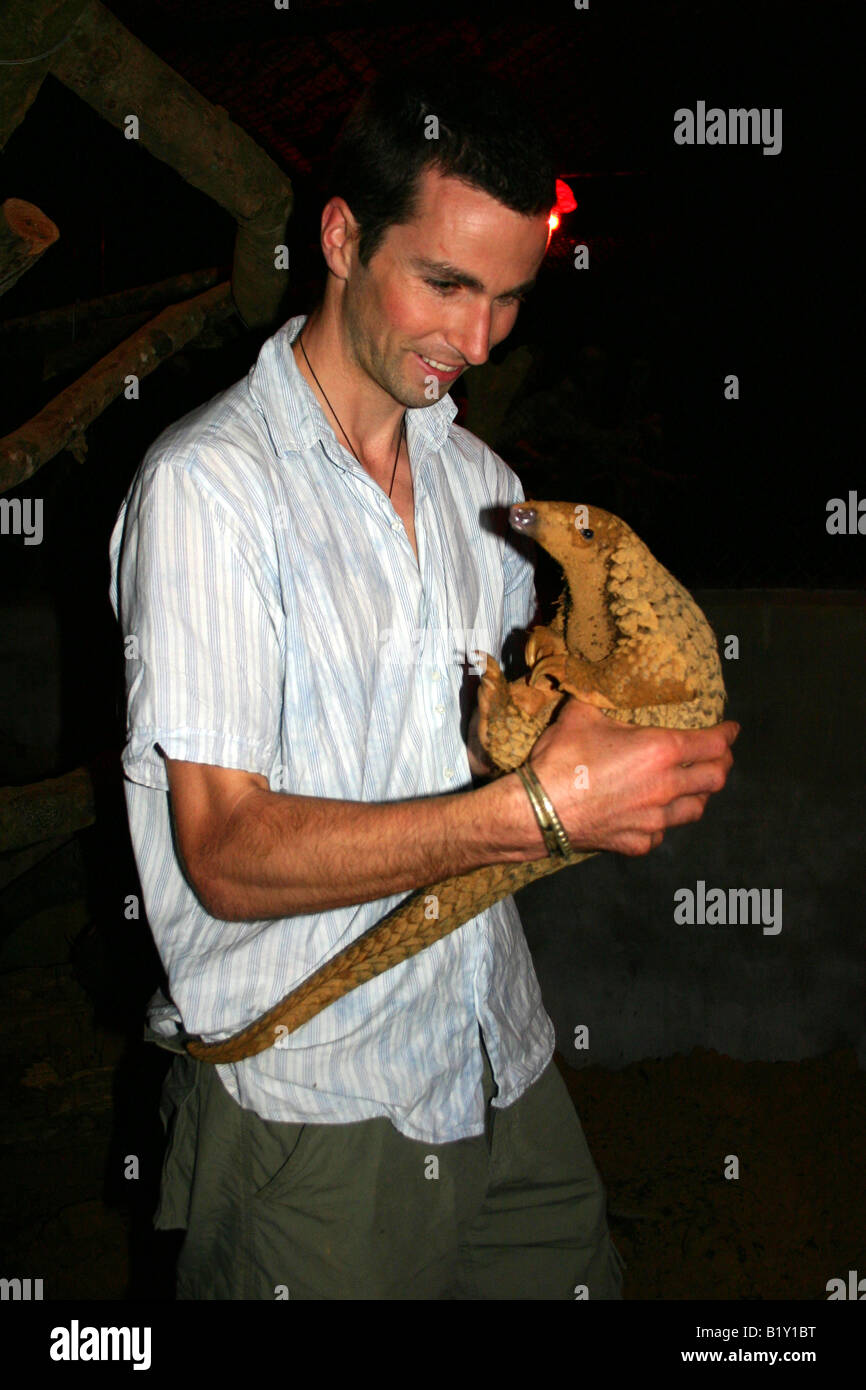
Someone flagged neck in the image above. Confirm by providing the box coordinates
[563,560,618,660]
[292,302,407,468]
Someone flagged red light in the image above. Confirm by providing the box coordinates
[554,178,577,214]
[547,179,576,238]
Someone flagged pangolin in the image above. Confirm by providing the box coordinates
[185,500,727,1063]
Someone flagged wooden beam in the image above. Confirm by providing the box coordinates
[0,0,90,151]
[0,267,225,343]
[0,281,236,494]
[39,303,245,384]
[0,766,94,854]
[50,1,293,329]
[0,198,59,298]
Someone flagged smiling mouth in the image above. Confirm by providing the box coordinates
[416,353,462,373]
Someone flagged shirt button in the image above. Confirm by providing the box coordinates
[435,703,445,714]
[431,670,441,681]
[444,767,454,779]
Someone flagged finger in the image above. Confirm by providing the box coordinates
[673,759,730,800]
[666,789,715,826]
[675,720,740,764]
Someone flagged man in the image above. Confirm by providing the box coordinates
[109,64,737,1300]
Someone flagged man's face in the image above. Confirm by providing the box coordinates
[339,165,551,408]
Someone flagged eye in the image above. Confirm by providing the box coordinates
[580,528,594,540]
[425,279,527,305]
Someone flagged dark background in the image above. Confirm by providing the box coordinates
[0,0,859,791]
[0,0,862,1309]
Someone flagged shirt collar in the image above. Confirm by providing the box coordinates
[249,313,459,466]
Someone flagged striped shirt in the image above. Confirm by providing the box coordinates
[108,312,555,1143]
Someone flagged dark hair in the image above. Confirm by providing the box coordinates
[324,62,558,268]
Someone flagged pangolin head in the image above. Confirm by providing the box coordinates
[509,500,633,570]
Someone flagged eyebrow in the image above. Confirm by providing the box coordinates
[409,256,537,298]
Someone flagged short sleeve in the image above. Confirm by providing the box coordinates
[110,458,283,791]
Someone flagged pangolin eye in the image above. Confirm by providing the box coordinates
[580,528,594,540]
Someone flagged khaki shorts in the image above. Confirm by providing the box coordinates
[151,1026,625,1300]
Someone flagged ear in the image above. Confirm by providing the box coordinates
[319,197,360,281]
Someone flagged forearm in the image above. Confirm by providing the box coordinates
[201,774,546,921]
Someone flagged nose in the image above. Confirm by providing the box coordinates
[509,503,538,534]
[448,303,494,367]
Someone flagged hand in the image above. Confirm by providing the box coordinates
[526,697,739,857]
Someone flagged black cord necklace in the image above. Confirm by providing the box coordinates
[298,329,406,499]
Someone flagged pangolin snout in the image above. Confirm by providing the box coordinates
[509,503,538,534]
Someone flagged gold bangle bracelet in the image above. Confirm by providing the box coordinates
[515,763,574,859]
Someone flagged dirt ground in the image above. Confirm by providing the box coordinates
[557,1045,866,1300]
